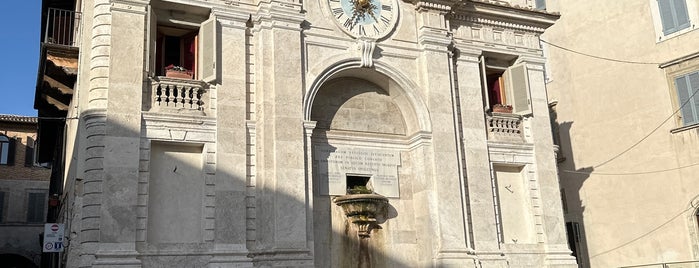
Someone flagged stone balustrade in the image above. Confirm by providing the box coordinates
[151,77,207,111]
[486,112,523,142]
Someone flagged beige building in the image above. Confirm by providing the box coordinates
[35,0,578,267]
[0,115,52,268]
[544,1,699,267]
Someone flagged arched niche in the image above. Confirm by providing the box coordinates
[304,60,431,136]
[311,77,406,135]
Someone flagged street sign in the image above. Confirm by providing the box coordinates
[43,223,65,253]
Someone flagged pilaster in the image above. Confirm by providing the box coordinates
[210,12,254,267]
[516,56,576,267]
[453,46,508,267]
[251,3,313,266]
[414,4,474,265]
[92,0,149,267]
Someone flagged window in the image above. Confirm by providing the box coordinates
[147,6,217,83]
[27,192,47,223]
[479,56,533,115]
[0,135,15,165]
[675,71,699,126]
[535,0,546,10]
[658,0,691,35]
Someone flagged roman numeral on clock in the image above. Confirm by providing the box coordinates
[332,7,344,18]
[344,18,354,30]
[382,4,392,11]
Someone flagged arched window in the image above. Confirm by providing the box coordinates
[0,135,15,165]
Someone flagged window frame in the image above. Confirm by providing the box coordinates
[147,6,218,83]
[674,71,699,126]
[663,54,699,132]
[649,0,697,41]
[479,56,533,115]
[0,135,15,166]
[26,191,47,224]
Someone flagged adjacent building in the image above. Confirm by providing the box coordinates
[0,115,51,268]
[544,1,699,267]
[35,0,577,267]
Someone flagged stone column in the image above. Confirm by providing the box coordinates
[209,11,254,267]
[413,5,473,266]
[251,2,313,266]
[91,0,148,267]
[517,56,577,267]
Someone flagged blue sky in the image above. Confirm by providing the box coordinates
[1,1,42,116]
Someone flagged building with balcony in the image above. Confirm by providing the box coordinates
[35,0,577,267]
[0,115,52,268]
[544,1,699,267]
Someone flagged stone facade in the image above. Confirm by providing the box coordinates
[544,1,699,267]
[45,0,575,267]
[0,115,51,267]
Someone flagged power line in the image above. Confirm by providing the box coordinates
[590,204,696,260]
[558,74,699,175]
[589,83,699,169]
[562,162,699,176]
[540,39,661,65]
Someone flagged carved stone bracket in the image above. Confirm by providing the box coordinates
[357,38,377,68]
[334,193,388,238]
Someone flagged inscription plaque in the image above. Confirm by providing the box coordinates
[314,146,400,197]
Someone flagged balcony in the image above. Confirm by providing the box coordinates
[486,112,524,142]
[34,7,81,163]
[44,8,81,47]
[148,77,208,113]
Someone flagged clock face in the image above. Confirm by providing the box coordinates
[329,0,397,38]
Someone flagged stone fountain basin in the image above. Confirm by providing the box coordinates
[334,193,388,218]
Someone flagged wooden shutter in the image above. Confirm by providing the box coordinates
[673,0,691,30]
[676,75,695,125]
[658,0,676,34]
[508,63,532,115]
[146,6,157,77]
[27,192,46,223]
[25,137,35,167]
[689,72,699,124]
[7,138,15,166]
[199,16,218,83]
[658,0,691,35]
[479,55,490,109]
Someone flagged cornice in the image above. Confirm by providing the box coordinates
[451,0,559,33]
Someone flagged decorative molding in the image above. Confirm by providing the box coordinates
[357,38,377,68]
[415,1,452,13]
[451,14,546,33]
[110,0,148,14]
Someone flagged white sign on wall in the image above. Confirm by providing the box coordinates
[314,146,401,198]
[43,223,65,253]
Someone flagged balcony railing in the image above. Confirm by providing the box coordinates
[44,8,82,47]
[486,112,523,142]
[150,77,207,111]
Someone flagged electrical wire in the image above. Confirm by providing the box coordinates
[540,39,661,65]
[562,162,699,176]
[560,73,699,175]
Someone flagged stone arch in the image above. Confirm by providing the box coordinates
[304,58,431,135]
[305,58,433,267]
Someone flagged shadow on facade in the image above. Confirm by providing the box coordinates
[48,115,412,268]
[0,253,39,268]
[555,120,592,268]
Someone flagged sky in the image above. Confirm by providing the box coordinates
[0,1,42,116]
